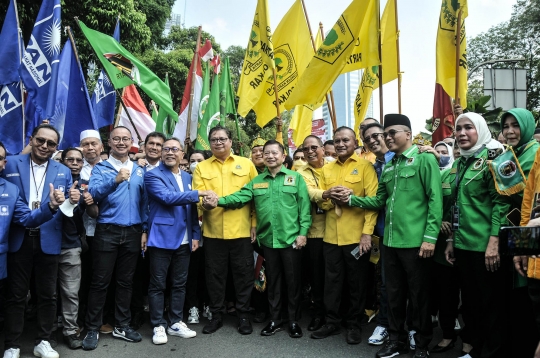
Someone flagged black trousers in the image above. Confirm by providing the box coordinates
[455,248,506,358]
[263,245,302,322]
[4,233,59,348]
[430,262,460,339]
[323,242,370,329]
[307,237,325,318]
[204,237,254,318]
[85,224,140,331]
[384,246,432,349]
[185,245,209,309]
[530,277,540,333]
[130,250,150,313]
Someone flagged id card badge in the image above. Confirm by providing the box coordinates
[451,205,460,231]
[32,201,40,210]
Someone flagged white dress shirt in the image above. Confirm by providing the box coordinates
[107,155,134,180]
[28,160,48,209]
[172,170,189,246]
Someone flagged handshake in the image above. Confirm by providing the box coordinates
[198,190,219,210]
[322,185,354,206]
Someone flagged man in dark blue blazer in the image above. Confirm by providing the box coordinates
[1,124,79,358]
[143,137,216,345]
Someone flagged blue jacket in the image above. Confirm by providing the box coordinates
[1,154,72,254]
[144,163,200,250]
[89,160,148,230]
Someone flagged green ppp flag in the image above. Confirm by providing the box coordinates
[196,68,220,150]
[79,20,178,121]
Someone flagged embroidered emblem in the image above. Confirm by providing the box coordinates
[236,165,242,169]
[1,193,8,197]
[136,168,143,177]
[254,183,269,189]
[384,166,394,172]
[405,157,415,166]
[57,173,65,176]
[6,173,19,177]
[472,158,484,171]
[442,183,451,189]
[57,185,65,192]
[351,168,358,175]
[0,205,8,216]
[450,168,457,174]
[284,175,296,186]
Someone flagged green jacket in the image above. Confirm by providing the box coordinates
[443,148,511,252]
[218,166,312,249]
[434,169,453,266]
[349,145,443,248]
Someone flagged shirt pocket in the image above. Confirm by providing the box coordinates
[200,172,219,191]
[254,189,269,213]
[462,170,487,201]
[232,168,250,189]
[324,173,337,188]
[398,168,416,191]
[154,216,174,226]
[282,185,298,208]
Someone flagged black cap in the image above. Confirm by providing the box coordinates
[384,114,411,130]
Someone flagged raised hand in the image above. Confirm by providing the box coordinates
[82,188,94,206]
[115,168,131,183]
[69,181,81,204]
[48,183,65,209]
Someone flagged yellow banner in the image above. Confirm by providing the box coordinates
[289,104,314,147]
[435,0,468,105]
[237,0,276,117]
[251,0,313,127]
[284,0,376,109]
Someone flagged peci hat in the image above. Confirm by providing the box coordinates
[80,129,101,142]
[383,114,411,130]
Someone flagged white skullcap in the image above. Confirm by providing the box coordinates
[80,130,101,142]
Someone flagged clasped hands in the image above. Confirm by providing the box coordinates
[200,190,219,209]
[322,186,353,206]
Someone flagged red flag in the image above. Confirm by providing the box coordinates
[118,85,156,147]
[210,54,221,74]
[198,39,214,62]
[432,83,454,144]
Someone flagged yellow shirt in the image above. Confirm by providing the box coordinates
[320,153,378,245]
[297,163,327,238]
[193,154,258,239]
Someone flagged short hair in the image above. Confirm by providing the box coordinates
[208,125,231,140]
[263,140,285,154]
[361,122,384,138]
[283,155,293,169]
[0,140,6,154]
[323,140,334,146]
[163,137,183,150]
[145,131,166,144]
[190,149,210,160]
[31,124,61,142]
[303,135,323,146]
[109,126,132,138]
[61,147,83,161]
[362,117,379,124]
[292,148,304,157]
[334,126,356,138]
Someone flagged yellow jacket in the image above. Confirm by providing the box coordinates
[192,154,258,239]
[297,163,327,238]
[521,148,540,226]
[320,153,378,245]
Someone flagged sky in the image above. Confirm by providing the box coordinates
[172,0,517,133]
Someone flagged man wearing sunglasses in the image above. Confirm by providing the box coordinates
[345,114,443,358]
[82,126,148,350]
[1,124,77,358]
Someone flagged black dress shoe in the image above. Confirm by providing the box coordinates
[253,311,268,323]
[261,321,283,336]
[346,328,361,345]
[238,317,253,335]
[310,324,341,339]
[308,317,324,331]
[64,334,83,349]
[289,322,303,338]
[376,341,409,358]
[430,338,456,353]
[202,318,223,334]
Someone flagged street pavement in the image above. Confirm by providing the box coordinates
[5,311,461,358]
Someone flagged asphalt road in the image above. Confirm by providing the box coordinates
[6,312,461,358]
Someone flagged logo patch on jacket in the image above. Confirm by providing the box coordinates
[0,205,8,216]
[136,168,143,177]
[284,175,295,186]
[405,157,415,166]
[351,168,358,175]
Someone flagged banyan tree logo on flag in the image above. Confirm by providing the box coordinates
[0,83,22,117]
[207,113,220,136]
[315,16,355,65]
[104,53,141,85]
[198,94,210,120]
[265,44,297,97]
[94,72,115,104]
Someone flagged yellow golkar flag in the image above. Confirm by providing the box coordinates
[284,0,376,109]
[237,0,276,117]
[436,0,468,105]
[354,0,400,135]
[251,0,313,127]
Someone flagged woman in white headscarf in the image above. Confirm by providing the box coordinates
[442,112,509,358]
[433,141,454,170]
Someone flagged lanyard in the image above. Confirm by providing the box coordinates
[454,145,485,204]
[31,161,49,202]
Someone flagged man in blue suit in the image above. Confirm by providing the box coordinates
[1,124,79,358]
[143,137,216,345]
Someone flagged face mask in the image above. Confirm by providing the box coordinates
[189,162,198,172]
[325,156,336,162]
[293,160,305,168]
[439,155,451,168]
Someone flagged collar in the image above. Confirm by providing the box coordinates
[31,160,48,168]
[83,158,102,167]
[261,165,287,178]
[108,155,130,166]
[210,154,235,164]
[401,145,418,159]
[337,152,360,165]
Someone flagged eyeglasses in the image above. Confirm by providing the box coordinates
[364,133,384,143]
[111,136,133,144]
[34,137,57,149]
[162,147,182,153]
[383,130,406,138]
[301,145,321,152]
[293,156,306,161]
[64,157,83,163]
[210,137,229,144]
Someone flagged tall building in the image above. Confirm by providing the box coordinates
[164,13,182,35]
[323,70,374,133]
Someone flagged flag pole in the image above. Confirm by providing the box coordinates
[272,67,284,144]
[454,9,463,106]
[319,22,338,131]
[115,89,142,142]
[14,0,25,146]
[377,0,384,124]
[395,0,402,114]
[113,88,125,127]
[225,57,244,156]
[185,26,202,151]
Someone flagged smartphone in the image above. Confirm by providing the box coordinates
[499,226,540,256]
[351,246,361,260]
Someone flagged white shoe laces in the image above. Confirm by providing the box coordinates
[373,326,386,337]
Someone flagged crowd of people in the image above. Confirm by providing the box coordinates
[0,108,540,358]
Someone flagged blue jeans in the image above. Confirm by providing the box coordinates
[148,245,190,327]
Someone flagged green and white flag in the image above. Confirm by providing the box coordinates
[156,73,176,136]
[196,69,220,150]
[79,20,178,121]
[219,56,236,124]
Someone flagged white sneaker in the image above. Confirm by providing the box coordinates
[33,340,59,358]
[203,305,212,320]
[188,307,199,324]
[167,321,196,338]
[152,326,168,345]
[3,348,20,358]
[409,330,416,350]
[368,325,389,345]
[454,318,462,331]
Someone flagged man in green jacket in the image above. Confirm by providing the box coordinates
[212,140,312,339]
[338,114,442,358]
